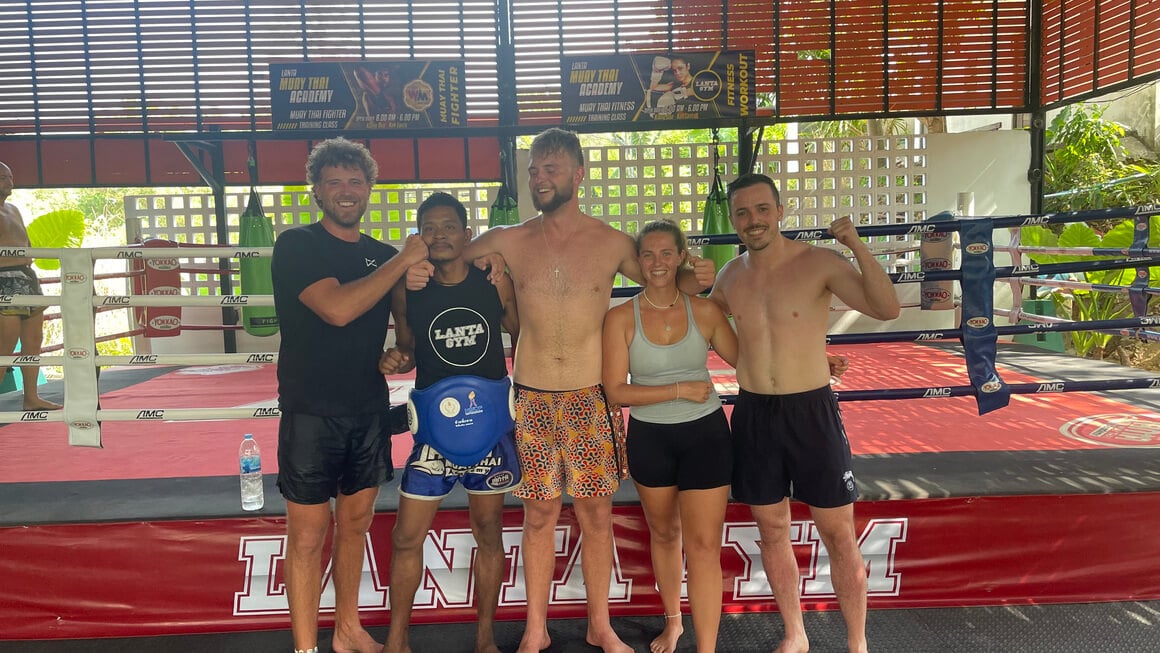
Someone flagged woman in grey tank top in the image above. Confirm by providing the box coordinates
[602,220,739,653]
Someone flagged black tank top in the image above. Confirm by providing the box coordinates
[405,265,508,389]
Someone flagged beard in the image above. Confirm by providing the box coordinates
[319,197,366,227]
[531,184,573,214]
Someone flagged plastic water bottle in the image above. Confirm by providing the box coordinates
[239,433,264,511]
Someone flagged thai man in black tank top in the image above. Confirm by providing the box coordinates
[378,192,519,653]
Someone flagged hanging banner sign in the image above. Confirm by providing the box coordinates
[560,50,756,125]
[269,60,466,131]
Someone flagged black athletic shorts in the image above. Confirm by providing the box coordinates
[627,408,732,490]
[730,386,857,508]
[276,409,393,505]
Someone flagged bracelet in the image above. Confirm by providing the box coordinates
[665,612,681,619]
[674,382,680,400]
[294,648,319,653]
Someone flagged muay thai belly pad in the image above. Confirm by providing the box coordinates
[407,375,515,467]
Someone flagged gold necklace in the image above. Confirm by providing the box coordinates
[641,290,681,332]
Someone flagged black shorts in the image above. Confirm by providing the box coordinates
[730,386,857,508]
[627,408,732,490]
[276,410,393,505]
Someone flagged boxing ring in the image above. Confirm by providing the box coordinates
[2,206,1159,641]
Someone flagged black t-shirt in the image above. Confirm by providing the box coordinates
[405,265,508,390]
[272,222,398,415]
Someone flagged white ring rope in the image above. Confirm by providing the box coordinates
[3,245,271,260]
[1,294,276,308]
[2,354,276,367]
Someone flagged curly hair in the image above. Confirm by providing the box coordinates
[305,137,378,187]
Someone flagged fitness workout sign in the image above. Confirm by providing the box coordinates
[269,60,466,131]
[559,50,756,125]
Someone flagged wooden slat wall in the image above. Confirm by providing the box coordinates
[0,0,1154,186]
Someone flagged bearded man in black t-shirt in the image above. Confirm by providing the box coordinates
[271,137,427,653]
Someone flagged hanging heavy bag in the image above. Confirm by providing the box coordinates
[238,188,279,337]
[488,184,520,228]
[701,172,735,275]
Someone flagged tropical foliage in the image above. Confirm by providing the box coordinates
[1019,216,1160,358]
[26,209,85,270]
[1043,103,1160,214]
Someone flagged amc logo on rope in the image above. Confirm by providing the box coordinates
[136,409,165,420]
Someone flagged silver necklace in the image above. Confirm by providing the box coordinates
[641,290,681,332]
[541,216,578,278]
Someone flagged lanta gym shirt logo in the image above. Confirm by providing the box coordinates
[428,307,490,368]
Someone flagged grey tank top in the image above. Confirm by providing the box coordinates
[627,294,721,424]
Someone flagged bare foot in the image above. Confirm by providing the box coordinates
[649,616,684,653]
[774,635,809,653]
[332,626,385,653]
[515,628,551,653]
[586,627,633,653]
[23,397,61,411]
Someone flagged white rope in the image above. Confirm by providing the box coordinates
[98,407,281,421]
[90,246,272,260]
[994,307,1070,324]
[0,245,271,260]
[0,295,57,308]
[94,353,278,366]
[0,354,67,366]
[0,410,68,423]
[93,295,275,307]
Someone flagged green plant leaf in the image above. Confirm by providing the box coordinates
[26,209,85,271]
[1018,225,1060,265]
[1056,222,1099,258]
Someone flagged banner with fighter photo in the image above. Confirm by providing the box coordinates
[269,60,466,131]
[560,50,756,125]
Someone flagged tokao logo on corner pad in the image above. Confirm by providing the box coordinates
[150,316,181,330]
[1060,413,1160,447]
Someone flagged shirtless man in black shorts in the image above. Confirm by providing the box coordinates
[0,161,61,411]
[708,173,900,653]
